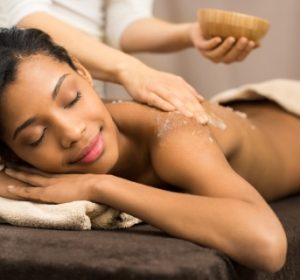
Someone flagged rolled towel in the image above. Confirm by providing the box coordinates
[211,79,300,116]
[0,197,141,230]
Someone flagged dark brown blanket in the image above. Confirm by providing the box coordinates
[1,195,300,280]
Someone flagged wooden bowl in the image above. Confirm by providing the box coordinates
[198,8,270,43]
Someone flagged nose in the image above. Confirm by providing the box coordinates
[55,117,86,149]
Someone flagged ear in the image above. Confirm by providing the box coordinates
[70,55,93,85]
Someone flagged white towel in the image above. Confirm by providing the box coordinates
[211,79,300,116]
[0,196,141,230]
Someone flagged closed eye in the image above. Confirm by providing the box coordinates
[64,91,82,109]
[29,128,47,147]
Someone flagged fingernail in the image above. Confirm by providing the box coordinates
[229,37,236,44]
[7,185,15,192]
[215,38,222,44]
[183,110,194,118]
[197,116,209,124]
[5,168,13,174]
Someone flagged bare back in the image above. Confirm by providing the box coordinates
[206,100,300,200]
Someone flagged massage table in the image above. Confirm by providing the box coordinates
[1,194,299,280]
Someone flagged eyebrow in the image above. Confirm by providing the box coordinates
[52,73,70,100]
[12,73,70,140]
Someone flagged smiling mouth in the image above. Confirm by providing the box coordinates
[71,132,104,164]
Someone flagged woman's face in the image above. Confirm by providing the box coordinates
[0,54,119,174]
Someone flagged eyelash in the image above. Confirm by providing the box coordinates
[64,91,82,109]
[29,91,82,147]
[29,128,47,147]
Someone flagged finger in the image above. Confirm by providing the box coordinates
[186,103,209,124]
[172,96,208,123]
[4,168,47,187]
[204,37,236,61]
[7,185,44,202]
[147,85,195,117]
[236,40,256,61]
[183,82,205,102]
[195,94,205,102]
[196,36,222,50]
[222,37,249,63]
[154,84,208,123]
[170,84,208,123]
[145,92,176,112]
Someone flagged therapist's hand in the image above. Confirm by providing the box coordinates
[189,22,257,64]
[118,60,208,124]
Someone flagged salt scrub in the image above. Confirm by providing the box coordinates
[111,100,124,104]
[234,110,247,119]
[208,136,214,143]
[207,113,227,130]
[156,113,189,138]
[156,110,227,138]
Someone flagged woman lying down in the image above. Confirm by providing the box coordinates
[2,27,300,272]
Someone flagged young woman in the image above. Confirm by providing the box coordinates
[0,27,296,272]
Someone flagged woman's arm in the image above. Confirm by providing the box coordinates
[96,176,287,272]
[120,18,257,63]
[5,166,286,272]
[149,114,287,271]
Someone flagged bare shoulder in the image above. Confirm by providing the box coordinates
[105,101,159,124]
[105,101,194,140]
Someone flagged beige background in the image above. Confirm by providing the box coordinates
[107,0,300,99]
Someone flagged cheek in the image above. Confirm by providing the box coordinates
[12,144,63,172]
[84,92,106,114]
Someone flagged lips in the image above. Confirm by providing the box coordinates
[71,133,104,164]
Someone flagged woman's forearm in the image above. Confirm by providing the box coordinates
[94,175,286,272]
[120,18,193,53]
[17,12,144,83]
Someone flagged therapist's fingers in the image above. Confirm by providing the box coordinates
[203,37,236,62]
[120,61,208,123]
[236,40,257,61]
[195,36,223,51]
[145,92,176,111]
[221,37,256,63]
[147,80,208,124]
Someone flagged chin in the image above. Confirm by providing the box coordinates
[82,146,119,175]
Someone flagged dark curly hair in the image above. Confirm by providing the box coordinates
[0,27,77,164]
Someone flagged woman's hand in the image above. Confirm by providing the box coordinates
[118,59,208,124]
[189,22,257,64]
[4,167,101,204]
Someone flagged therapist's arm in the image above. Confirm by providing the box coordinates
[18,12,143,83]
[17,12,207,122]
[120,18,257,63]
